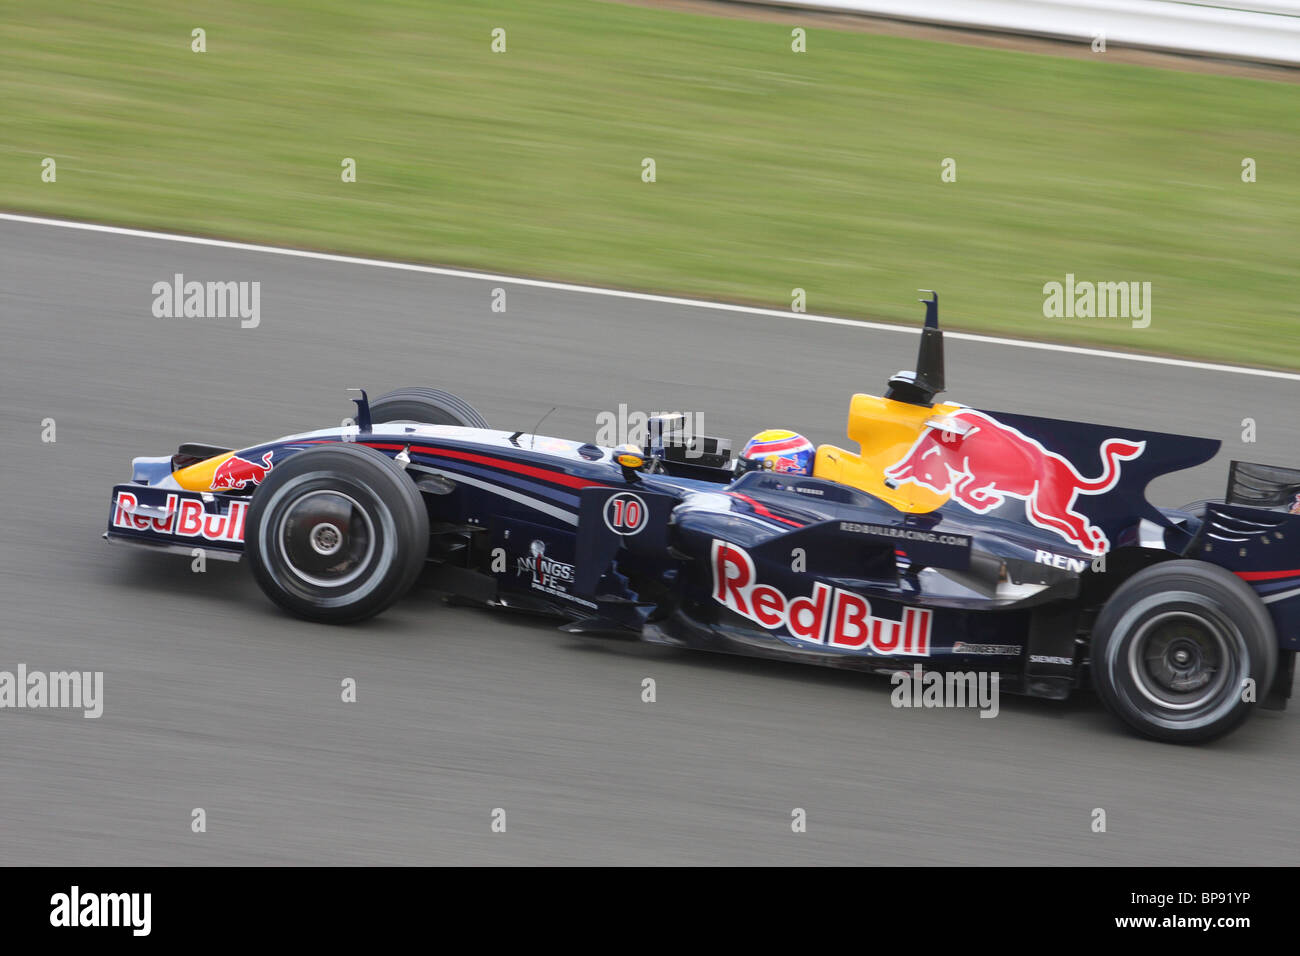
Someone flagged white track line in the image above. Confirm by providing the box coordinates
[4,211,1297,382]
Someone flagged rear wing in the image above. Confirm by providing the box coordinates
[1226,460,1300,510]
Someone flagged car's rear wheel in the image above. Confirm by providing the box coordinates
[369,387,489,428]
[1091,560,1276,743]
[245,444,429,623]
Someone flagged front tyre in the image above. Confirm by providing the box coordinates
[245,444,429,623]
[1091,560,1277,743]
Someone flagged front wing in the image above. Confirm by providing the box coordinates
[104,484,247,559]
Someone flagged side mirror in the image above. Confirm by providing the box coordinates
[613,443,648,483]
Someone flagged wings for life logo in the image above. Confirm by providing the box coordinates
[517,539,575,590]
[711,540,931,655]
[884,410,1145,554]
[515,538,596,609]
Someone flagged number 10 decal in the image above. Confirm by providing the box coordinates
[603,492,648,536]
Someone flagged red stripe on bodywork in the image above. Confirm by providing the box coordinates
[726,492,804,528]
[354,442,608,490]
[1235,568,1300,581]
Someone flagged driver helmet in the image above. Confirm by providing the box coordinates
[741,429,815,476]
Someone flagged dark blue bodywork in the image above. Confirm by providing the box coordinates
[105,410,1300,703]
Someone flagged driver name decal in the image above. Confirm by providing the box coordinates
[711,540,931,655]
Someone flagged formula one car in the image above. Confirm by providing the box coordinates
[105,294,1296,742]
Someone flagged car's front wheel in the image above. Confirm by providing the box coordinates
[245,444,429,623]
[1091,560,1276,743]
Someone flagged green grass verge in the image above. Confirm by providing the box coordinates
[4,1,1298,366]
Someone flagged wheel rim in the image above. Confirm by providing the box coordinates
[276,490,376,588]
[1127,609,1233,711]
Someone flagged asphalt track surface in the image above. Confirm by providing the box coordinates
[3,218,1299,866]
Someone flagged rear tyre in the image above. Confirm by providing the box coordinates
[369,387,489,428]
[1091,560,1276,743]
[245,444,429,623]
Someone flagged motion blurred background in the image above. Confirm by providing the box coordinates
[4,0,1297,365]
[4,0,1300,868]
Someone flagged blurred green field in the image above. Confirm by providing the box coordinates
[3,1,1298,365]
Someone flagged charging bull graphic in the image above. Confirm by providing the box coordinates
[211,451,274,490]
[884,411,1145,554]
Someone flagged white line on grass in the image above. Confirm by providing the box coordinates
[4,211,1297,382]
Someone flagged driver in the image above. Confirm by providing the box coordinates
[740,429,815,476]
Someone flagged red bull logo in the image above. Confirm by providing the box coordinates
[712,541,931,655]
[211,451,274,490]
[884,411,1144,554]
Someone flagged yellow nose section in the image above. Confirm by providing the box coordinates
[813,394,960,513]
[172,451,236,491]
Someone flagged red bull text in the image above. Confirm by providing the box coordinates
[111,491,246,544]
[712,540,931,655]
